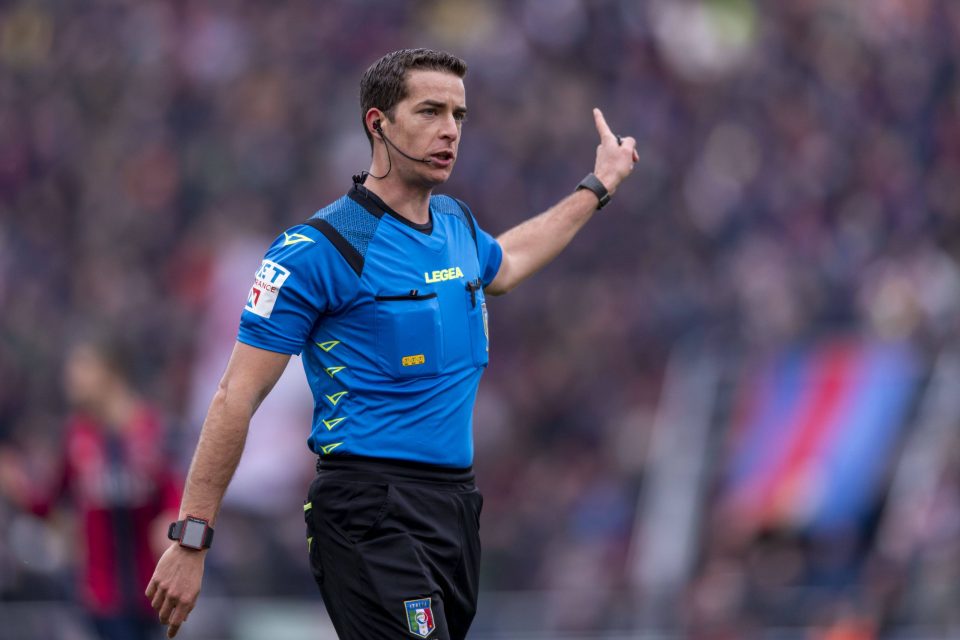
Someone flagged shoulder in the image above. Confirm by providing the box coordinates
[430,193,470,218]
[301,194,385,276]
[312,193,382,243]
[262,195,380,272]
[263,223,327,263]
[430,194,476,239]
[131,403,163,432]
[65,413,94,438]
[65,414,101,456]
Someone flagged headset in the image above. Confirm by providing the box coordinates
[366,119,432,180]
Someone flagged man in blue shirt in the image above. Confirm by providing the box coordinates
[147,49,638,639]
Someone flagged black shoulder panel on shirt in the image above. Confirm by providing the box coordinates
[453,198,479,245]
[431,194,478,253]
[302,218,364,277]
[303,194,383,277]
[348,187,386,219]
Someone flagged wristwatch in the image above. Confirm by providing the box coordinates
[168,516,215,550]
[576,173,611,209]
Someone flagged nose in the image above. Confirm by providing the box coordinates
[439,114,459,142]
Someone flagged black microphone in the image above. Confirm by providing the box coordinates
[374,121,432,165]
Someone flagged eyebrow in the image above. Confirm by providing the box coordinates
[417,99,468,114]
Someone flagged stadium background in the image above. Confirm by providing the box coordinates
[3,0,960,638]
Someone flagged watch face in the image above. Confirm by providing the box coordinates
[181,519,206,549]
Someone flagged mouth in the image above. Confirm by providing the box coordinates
[428,151,455,167]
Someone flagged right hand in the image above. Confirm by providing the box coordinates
[592,107,639,196]
[145,544,206,638]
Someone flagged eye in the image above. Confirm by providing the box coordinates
[421,108,438,116]
[454,112,468,124]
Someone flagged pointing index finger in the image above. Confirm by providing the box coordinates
[593,108,615,142]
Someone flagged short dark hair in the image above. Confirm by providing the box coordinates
[360,48,467,148]
[67,328,137,381]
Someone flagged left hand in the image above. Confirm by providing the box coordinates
[592,107,639,196]
[145,544,206,638]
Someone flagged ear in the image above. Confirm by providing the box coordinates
[365,109,384,139]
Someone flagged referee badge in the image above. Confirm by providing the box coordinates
[481,302,489,349]
[403,597,436,638]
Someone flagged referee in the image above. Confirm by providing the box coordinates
[146,49,638,639]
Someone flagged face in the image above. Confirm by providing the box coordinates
[379,69,467,187]
[63,344,114,409]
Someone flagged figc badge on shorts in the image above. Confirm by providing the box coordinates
[404,598,435,638]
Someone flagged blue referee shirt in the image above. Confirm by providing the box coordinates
[237,181,502,467]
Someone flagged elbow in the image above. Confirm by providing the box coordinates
[484,270,516,296]
[208,383,234,420]
[211,377,260,419]
[484,280,514,296]
[483,254,518,296]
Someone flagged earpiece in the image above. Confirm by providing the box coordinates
[367,116,432,180]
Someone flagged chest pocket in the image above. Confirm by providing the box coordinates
[374,292,444,379]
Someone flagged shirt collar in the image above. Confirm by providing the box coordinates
[348,175,433,234]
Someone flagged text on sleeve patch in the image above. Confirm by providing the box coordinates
[245,259,291,318]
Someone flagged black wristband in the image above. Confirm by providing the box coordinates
[575,173,611,209]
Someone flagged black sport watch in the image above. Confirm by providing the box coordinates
[576,173,611,209]
[168,516,215,550]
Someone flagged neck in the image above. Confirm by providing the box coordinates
[363,163,433,225]
[93,387,139,431]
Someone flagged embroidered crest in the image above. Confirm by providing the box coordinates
[404,598,435,638]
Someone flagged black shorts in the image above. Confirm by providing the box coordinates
[304,455,483,640]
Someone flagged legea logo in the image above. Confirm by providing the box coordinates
[423,266,464,284]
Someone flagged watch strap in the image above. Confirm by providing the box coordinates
[575,173,611,209]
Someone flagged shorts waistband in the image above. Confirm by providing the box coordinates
[316,454,475,485]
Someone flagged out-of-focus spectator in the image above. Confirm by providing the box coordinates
[0,337,181,640]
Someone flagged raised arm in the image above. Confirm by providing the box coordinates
[485,108,638,295]
[146,341,290,639]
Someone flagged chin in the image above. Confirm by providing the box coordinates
[421,168,453,187]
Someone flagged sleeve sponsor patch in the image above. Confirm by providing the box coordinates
[245,259,291,318]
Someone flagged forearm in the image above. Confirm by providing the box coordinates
[173,343,288,527]
[487,189,599,294]
[486,108,637,295]
[177,384,255,525]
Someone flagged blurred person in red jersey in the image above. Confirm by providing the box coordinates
[0,337,182,640]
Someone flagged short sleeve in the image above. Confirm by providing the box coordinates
[452,198,502,287]
[238,225,358,355]
[474,222,502,287]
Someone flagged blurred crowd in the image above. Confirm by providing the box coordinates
[3,0,960,637]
